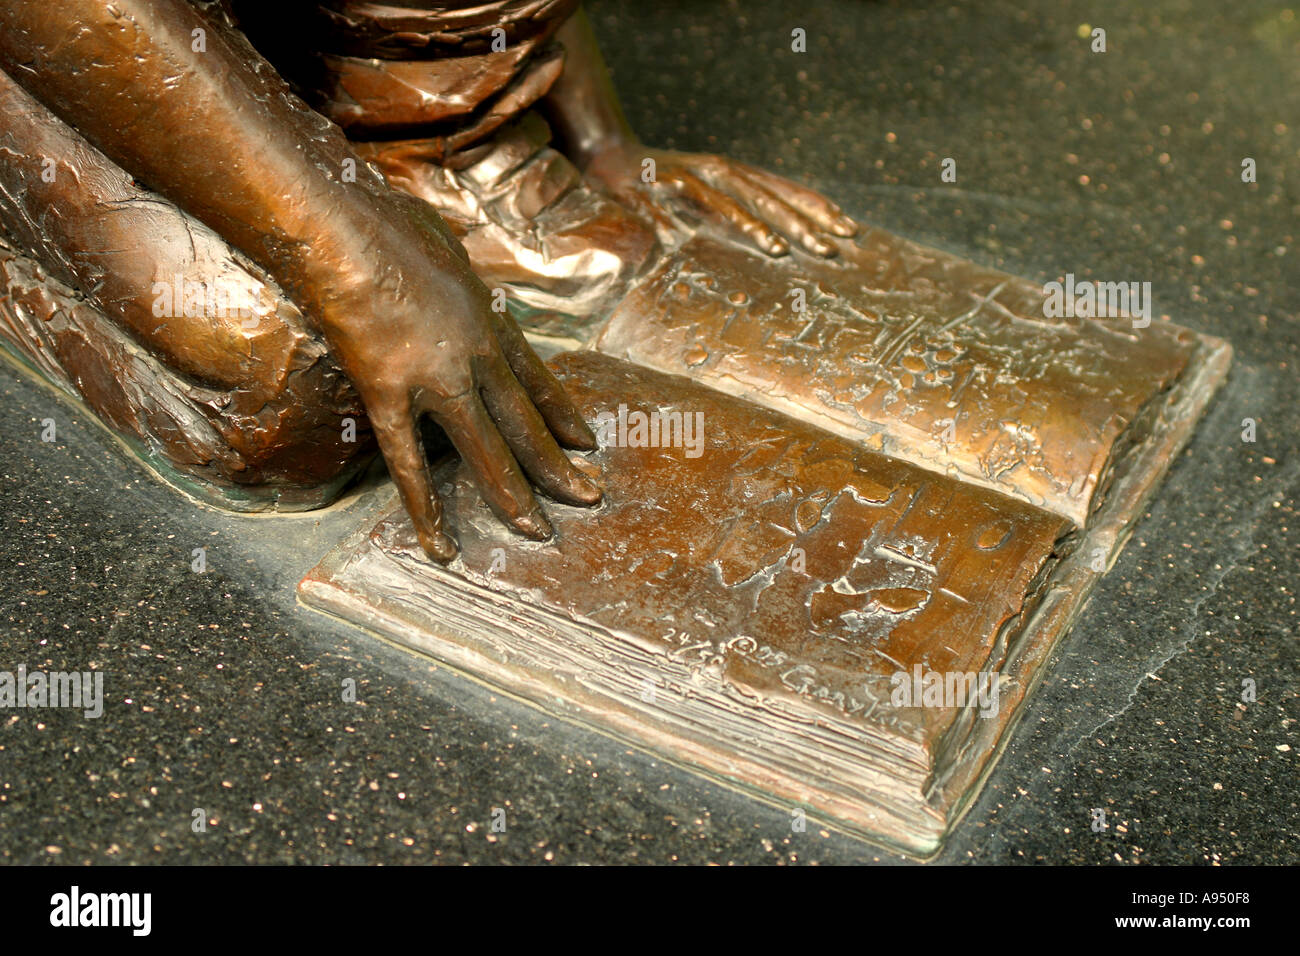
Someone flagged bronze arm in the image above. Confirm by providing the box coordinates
[0,0,601,560]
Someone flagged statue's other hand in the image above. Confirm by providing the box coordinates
[323,207,601,562]
[588,145,857,258]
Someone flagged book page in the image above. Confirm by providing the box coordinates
[595,233,1200,526]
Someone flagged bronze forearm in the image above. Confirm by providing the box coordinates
[0,0,453,338]
[541,8,634,169]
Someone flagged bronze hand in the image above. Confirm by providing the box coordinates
[586,145,857,257]
[324,195,602,561]
[543,7,856,257]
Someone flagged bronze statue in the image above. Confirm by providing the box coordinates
[0,0,856,561]
[0,1,1232,854]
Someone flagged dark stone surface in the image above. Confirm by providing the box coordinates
[0,0,1295,864]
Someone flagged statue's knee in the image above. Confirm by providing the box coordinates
[0,68,373,506]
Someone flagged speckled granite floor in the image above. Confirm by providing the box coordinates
[0,0,1295,864]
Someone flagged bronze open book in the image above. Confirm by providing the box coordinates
[300,228,1231,857]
